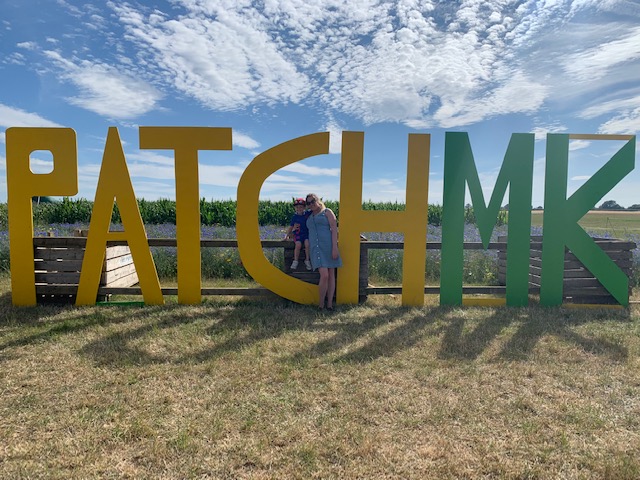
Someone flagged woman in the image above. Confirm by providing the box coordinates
[305,193,342,310]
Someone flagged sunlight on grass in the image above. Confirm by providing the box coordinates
[1,278,639,478]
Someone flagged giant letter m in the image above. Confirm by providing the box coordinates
[441,132,535,306]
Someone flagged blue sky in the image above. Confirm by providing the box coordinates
[1,0,639,207]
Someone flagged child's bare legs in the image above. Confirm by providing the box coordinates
[303,239,312,270]
[304,239,310,261]
[290,240,302,269]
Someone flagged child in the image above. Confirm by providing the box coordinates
[283,198,312,270]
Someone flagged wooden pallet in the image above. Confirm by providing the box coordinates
[497,235,635,305]
[34,236,138,303]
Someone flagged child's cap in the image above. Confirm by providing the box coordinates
[294,198,306,206]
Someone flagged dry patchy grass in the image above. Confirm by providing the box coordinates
[1,276,639,479]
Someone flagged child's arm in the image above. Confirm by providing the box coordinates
[283,225,293,240]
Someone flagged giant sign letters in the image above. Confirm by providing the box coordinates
[4,127,636,307]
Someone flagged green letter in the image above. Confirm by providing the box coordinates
[541,134,635,306]
[441,132,534,306]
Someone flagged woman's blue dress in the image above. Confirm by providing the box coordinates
[306,209,342,270]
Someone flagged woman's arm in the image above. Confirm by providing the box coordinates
[326,209,340,259]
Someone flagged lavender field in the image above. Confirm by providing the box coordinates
[1,223,639,286]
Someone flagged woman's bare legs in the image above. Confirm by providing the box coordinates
[326,268,336,309]
[318,267,329,308]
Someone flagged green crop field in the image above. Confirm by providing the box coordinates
[532,210,640,237]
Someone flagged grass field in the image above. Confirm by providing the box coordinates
[532,210,640,237]
[1,275,639,479]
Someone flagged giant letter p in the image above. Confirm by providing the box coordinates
[6,128,78,305]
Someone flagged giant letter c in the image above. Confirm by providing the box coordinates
[237,133,329,304]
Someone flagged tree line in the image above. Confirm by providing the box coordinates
[598,200,640,211]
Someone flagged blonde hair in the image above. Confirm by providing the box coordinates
[305,193,325,209]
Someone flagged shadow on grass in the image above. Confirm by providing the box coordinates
[0,301,172,363]
[438,306,630,362]
[0,290,632,367]
[306,306,447,363]
[76,299,315,366]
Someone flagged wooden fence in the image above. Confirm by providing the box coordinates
[31,236,635,305]
[497,236,635,304]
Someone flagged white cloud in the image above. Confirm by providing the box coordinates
[116,152,252,189]
[531,124,568,141]
[43,51,162,119]
[199,164,248,187]
[8,0,638,167]
[130,181,176,200]
[28,156,55,174]
[111,2,309,111]
[0,104,65,129]
[564,25,640,82]
[16,41,37,50]
[362,178,407,202]
[126,151,176,167]
[434,71,547,128]
[569,139,591,151]
[579,92,640,119]
[597,108,640,135]
[261,178,341,202]
[233,131,260,149]
[281,162,340,177]
[104,0,563,128]
[323,120,343,155]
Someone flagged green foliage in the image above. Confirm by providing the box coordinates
[463,251,499,285]
[20,199,426,226]
[150,248,178,279]
[200,199,236,226]
[134,198,177,224]
[201,248,250,279]
[459,205,508,227]
[0,203,7,230]
[0,234,9,273]
[24,198,502,227]
[361,200,404,212]
[368,250,404,282]
[150,247,254,280]
[428,204,443,226]
[31,196,58,204]
[44,197,94,224]
[257,200,292,226]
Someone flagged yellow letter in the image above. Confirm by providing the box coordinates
[237,133,330,304]
[76,127,163,305]
[139,127,232,304]
[338,132,430,306]
[6,128,78,305]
